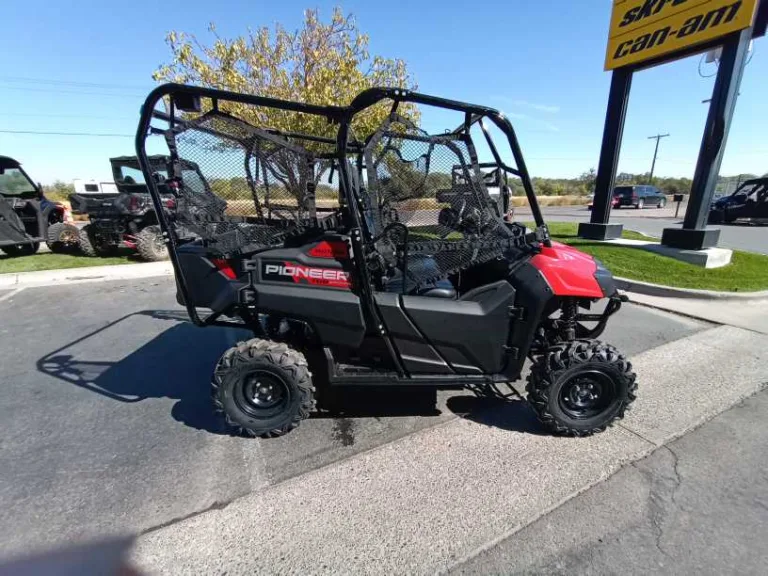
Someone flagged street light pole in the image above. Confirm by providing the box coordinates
[647,133,670,184]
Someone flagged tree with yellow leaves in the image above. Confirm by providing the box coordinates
[154,7,418,142]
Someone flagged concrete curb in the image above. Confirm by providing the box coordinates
[616,276,768,301]
[0,261,173,289]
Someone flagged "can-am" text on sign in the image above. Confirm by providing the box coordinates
[605,0,759,70]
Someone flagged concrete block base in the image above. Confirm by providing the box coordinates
[607,238,732,269]
[578,222,624,240]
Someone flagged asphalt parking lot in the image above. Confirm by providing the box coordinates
[0,277,711,557]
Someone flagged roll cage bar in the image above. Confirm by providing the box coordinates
[134,83,549,331]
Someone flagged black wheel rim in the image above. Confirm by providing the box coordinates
[558,370,616,420]
[234,370,291,418]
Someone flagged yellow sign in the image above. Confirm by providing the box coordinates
[606,0,759,70]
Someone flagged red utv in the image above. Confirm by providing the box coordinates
[134,85,636,439]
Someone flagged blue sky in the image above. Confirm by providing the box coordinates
[1,0,766,183]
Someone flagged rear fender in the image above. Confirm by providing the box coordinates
[174,240,366,350]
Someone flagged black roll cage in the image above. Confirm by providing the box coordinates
[134,83,549,333]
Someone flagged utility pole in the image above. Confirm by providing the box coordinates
[647,133,670,184]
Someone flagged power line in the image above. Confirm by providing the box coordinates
[0,112,136,120]
[0,129,133,137]
[1,85,145,98]
[0,75,151,90]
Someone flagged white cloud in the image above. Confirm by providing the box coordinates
[490,95,560,114]
[514,100,560,114]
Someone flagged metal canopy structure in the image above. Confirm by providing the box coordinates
[581,0,767,250]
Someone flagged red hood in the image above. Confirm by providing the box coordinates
[530,241,604,299]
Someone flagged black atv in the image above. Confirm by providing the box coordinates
[0,155,79,257]
[135,84,636,439]
[709,177,768,224]
[70,155,207,261]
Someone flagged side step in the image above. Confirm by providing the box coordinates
[326,349,499,387]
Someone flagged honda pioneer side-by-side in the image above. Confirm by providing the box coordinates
[70,155,213,261]
[135,84,636,438]
[0,155,78,256]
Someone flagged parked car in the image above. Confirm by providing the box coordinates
[708,177,768,224]
[613,185,667,209]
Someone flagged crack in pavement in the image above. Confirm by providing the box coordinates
[632,445,686,561]
[666,446,683,508]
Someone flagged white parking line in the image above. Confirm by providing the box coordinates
[0,287,24,303]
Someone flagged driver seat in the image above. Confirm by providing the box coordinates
[384,254,457,299]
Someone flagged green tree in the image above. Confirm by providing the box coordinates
[42,180,74,202]
[579,168,597,194]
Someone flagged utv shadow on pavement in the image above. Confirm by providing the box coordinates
[37,310,545,438]
[446,395,547,435]
[36,310,247,436]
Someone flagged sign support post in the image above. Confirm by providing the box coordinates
[580,0,764,246]
[661,27,753,249]
[578,68,632,240]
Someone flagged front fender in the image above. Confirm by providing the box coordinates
[530,242,605,299]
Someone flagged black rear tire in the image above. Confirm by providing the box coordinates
[135,225,168,261]
[78,225,118,257]
[212,339,315,438]
[46,222,81,253]
[0,242,39,257]
[527,340,637,436]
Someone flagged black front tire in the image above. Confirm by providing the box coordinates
[527,340,637,436]
[212,339,315,438]
[135,225,168,261]
[46,222,81,253]
[1,242,40,257]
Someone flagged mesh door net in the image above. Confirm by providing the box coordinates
[165,111,335,255]
[364,114,517,291]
